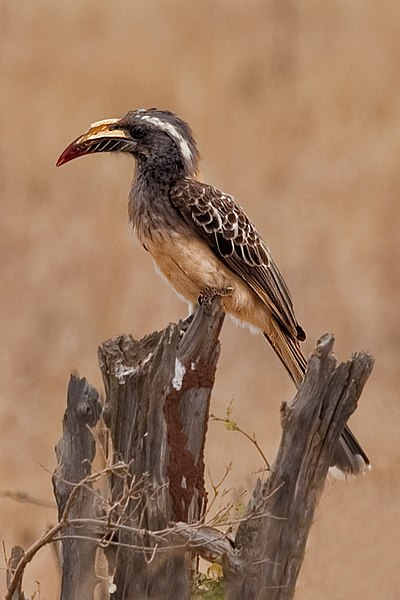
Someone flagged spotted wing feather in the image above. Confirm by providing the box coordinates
[170,179,305,341]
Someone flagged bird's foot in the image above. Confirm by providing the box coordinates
[197,286,234,305]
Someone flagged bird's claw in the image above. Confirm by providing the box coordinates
[197,286,234,305]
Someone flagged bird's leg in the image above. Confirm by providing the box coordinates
[197,286,234,305]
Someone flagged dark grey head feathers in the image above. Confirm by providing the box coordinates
[114,108,200,179]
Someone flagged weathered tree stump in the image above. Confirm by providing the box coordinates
[5,313,373,600]
[97,299,225,599]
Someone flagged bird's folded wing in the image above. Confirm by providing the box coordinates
[170,179,305,341]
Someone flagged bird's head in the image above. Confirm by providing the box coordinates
[56,108,200,179]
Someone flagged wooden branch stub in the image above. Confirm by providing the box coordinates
[224,334,374,600]
[6,546,26,600]
[97,299,225,600]
[53,375,101,516]
[52,375,102,600]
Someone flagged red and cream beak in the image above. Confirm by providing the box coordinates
[56,118,131,166]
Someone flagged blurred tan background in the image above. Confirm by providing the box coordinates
[1,1,399,597]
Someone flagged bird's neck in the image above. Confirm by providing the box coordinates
[137,152,185,186]
[128,159,182,238]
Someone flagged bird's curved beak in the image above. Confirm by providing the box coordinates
[56,118,130,166]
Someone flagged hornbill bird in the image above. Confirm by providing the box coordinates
[57,108,370,477]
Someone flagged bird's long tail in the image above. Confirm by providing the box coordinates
[263,322,370,477]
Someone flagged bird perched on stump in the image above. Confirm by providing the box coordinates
[57,107,370,477]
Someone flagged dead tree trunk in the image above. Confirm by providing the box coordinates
[223,334,374,600]
[52,375,103,599]
[97,300,225,600]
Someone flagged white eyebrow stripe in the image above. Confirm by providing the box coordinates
[138,114,193,163]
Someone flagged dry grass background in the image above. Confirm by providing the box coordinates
[1,1,399,597]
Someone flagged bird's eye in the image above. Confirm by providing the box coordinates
[131,125,146,139]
